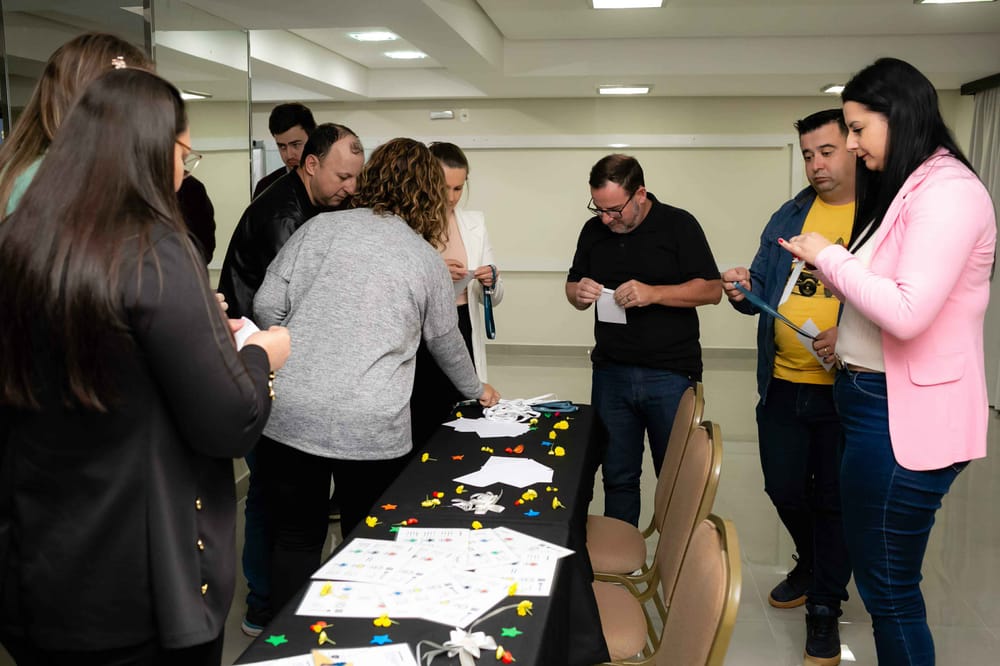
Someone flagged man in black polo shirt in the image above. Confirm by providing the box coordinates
[566,154,721,527]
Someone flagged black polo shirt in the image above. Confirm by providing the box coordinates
[567,193,719,379]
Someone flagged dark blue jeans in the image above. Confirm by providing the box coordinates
[757,378,851,608]
[592,362,694,526]
[242,446,271,616]
[834,370,966,666]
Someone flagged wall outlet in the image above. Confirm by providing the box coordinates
[458,108,470,122]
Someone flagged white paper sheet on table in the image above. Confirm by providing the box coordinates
[477,559,559,596]
[452,456,554,488]
[295,580,390,617]
[311,538,418,582]
[492,526,575,560]
[442,417,531,438]
[238,644,418,666]
[382,568,511,627]
[596,288,627,324]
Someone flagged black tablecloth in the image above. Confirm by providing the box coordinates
[236,405,609,666]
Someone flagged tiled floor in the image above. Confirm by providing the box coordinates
[3,348,999,665]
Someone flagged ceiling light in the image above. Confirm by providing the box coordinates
[608,143,630,148]
[348,31,399,42]
[385,50,427,60]
[915,0,995,4]
[598,85,651,95]
[822,84,845,94]
[180,89,212,100]
[591,0,664,8]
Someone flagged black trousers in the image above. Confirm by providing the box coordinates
[255,435,409,612]
[1,633,224,666]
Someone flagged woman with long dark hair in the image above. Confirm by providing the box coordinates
[0,68,289,665]
[253,137,500,611]
[781,58,996,665]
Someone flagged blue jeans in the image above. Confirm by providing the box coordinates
[592,362,694,526]
[242,446,271,616]
[757,378,850,608]
[834,370,966,666]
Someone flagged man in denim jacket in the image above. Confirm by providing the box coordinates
[723,109,855,666]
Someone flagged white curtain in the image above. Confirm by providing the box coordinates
[969,87,1000,407]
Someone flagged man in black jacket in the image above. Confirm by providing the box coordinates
[252,103,317,200]
[217,122,363,636]
[219,123,364,319]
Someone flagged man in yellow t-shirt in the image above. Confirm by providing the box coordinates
[723,109,854,666]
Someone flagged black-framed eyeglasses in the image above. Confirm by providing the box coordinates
[587,190,635,220]
[176,139,203,177]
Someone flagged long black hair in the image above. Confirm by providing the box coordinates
[0,68,188,411]
[842,57,974,251]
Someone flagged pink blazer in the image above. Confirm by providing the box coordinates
[816,149,996,471]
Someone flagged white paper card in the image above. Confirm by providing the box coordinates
[454,270,475,296]
[234,316,260,350]
[596,288,627,324]
[239,644,418,666]
[797,318,834,371]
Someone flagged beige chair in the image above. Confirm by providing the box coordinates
[587,383,705,578]
[594,513,742,666]
[594,421,723,655]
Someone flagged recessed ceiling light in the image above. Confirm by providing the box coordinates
[591,0,664,8]
[348,31,399,42]
[915,0,995,4]
[385,50,427,60]
[180,89,212,100]
[608,143,631,148]
[821,84,845,94]
[598,85,651,95]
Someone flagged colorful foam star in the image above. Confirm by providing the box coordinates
[501,627,523,638]
[381,503,397,510]
[370,634,393,645]
[524,509,540,517]
[517,600,534,616]
[389,526,400,533]
[265,634,288,647]
[310,621,330,633]
[365,516,381,527]
[452,454,464,460]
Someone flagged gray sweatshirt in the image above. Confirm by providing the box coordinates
[254,208,483,460]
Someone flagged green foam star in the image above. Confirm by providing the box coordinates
[501,626,523,637]
[265,634,288,647]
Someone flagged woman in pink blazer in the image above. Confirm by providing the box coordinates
[782,58,996,666]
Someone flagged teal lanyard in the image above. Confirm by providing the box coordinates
[483,265,496,340]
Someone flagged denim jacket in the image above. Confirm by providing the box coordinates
[729,187,816,403]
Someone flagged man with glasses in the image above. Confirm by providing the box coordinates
[722,109,854,666]
[566,153,721,527]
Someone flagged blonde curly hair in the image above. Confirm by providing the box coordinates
[352,138,448,248]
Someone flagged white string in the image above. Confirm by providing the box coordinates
[483,394,555,422]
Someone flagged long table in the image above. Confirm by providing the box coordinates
[236,405,610,666]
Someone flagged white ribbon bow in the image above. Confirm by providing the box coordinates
[451,491,505,515]
[418,628,497,666]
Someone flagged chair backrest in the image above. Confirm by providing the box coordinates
[653,420,722,609]
[650,382,705,534]
[656,514,741,666]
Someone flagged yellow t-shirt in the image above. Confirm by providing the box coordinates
[773,197,854,385]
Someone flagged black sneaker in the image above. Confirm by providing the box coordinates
[769,554,812,608]
[804,603,842,665]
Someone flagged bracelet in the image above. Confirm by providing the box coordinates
[268,371,275,401]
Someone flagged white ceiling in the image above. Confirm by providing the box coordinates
[5,0,1000,103]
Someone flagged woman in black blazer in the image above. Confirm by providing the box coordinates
[0,69,289,665]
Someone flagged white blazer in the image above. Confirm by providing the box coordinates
[455,208,504,381]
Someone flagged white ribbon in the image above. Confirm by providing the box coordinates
[418,629,497,666]
[483,394,555,422]
[451,491,505,515]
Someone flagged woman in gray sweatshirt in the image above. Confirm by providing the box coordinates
[253,137,500,610]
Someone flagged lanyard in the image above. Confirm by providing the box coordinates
[733,282,817,340]
[483,264,497,340]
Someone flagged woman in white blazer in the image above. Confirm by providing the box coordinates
[410,142,504,447]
